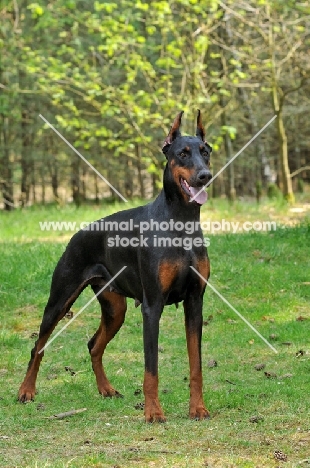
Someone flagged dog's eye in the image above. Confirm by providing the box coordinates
[202,151,209,158]
[180,152,187,158]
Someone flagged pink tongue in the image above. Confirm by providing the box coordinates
[190,187,208,205]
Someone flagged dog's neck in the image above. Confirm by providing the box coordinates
[153,165,201,222]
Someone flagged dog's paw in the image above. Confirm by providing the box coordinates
[18,387,35,403]
[145,414,167,423]
[99,388,124,398]
[144,399,166,423]
[189,406,210,420]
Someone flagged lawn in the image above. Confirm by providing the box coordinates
[0,198,309,467]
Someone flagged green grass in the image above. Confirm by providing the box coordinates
[0,193,309,242]
[0,200,310,467]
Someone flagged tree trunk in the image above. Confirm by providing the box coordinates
[152,171,160,198]
[276,108,294,202]
[220,98,236,202]
[47,146,59,201]
[41,161,46,205]
[124,155,133,199]
[225,17,271,187]
[71,159,81,207]
[270,75,294,201]
[224,131,236,202]
[0,114,14,210]
[268,4,294,203]
[20,110,31,206]
[81,165,87,201]
[136,144,145,198]
[94,172,99,204]
[31,159,36,204]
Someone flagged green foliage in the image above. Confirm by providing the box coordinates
[297,179,304,193]
[0,0,309,205]
[267,183,282,199]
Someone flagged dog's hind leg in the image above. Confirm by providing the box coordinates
[88,287,127,397]
[18,265,87,403]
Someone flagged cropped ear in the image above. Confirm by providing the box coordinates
[162,111,184,155]
[196,109,205,142]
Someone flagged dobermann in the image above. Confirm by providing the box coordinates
[18,110,212,422]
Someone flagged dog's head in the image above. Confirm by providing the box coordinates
[162,110,212,205]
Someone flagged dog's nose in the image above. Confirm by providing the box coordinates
[197,170,212,184]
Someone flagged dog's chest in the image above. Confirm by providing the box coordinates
[158,250,208,303]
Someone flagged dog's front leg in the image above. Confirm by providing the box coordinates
[183,292,210,420]
[141,300,166,423]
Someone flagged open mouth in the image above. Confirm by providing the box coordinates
[180,178,208,205]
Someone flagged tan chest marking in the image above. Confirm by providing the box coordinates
[158,260,182,293]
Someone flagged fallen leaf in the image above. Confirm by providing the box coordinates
[254,363,266,371]
[296,316,307,321]
[36,403,45,411]
[207,359,217,368]
[46,374,57,380]
[274,450,288,462]
[269,334,278,340]
[64,366,76,376]
[203,315,214,326]
[264,371,277,379]
[252,250,261,257]
[134,402,144,410]
[249,415,264,423]
[261,316,275,322]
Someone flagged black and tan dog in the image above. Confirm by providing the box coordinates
[19,110,213,422]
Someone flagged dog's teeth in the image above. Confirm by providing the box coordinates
[182,179,190,189]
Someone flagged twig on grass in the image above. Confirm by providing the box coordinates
[46,408,87,419]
